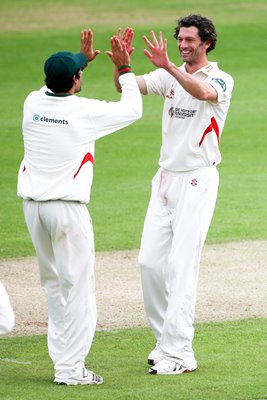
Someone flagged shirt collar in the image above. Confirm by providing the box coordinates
[180,62,218,76]
[45,90,72,97]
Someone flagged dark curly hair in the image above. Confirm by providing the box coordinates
[174,14,217,53]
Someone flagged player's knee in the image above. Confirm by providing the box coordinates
[138,252,159,272]
[138,252,149,271]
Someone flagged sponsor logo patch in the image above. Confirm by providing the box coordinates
[168,106,175,118]
[211,78,227,92]
[32,114,68,125]
[166,88,175,99]
[168,107,197,119]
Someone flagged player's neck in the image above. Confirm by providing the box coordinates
[185,57,209,74]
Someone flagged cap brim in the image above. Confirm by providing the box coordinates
[74,52,87,69]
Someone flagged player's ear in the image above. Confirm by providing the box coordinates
[73,74,79,83]
[204,40,211,53]
[73,70,81,83]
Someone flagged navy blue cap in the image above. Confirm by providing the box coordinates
[44,51,87,82]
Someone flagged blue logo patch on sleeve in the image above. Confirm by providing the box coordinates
[211,78,227,92]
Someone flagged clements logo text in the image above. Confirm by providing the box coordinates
[33,114,68,125]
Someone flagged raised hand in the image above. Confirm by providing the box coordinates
[106,35,130,68]
[80,29,101,63]
[143,31,171,69]
[117,27,135,55]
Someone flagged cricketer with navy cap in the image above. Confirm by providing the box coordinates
[17,29,142,386]
[44,51,88,88]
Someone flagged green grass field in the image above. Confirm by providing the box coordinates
[0,1,266,399]
[1,319,266,400]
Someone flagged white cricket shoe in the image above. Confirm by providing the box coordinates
[147,341,164,366]
[54,367,103,385]
[149,358,197,375]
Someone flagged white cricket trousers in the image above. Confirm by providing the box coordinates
[139,166,219,368]
[23,200,96,380]
[0,281,15,336]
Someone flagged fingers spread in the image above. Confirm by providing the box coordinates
[150,30,159,46]
[143,49,152,59]
[116,27,122,37]
[143,35,154,49]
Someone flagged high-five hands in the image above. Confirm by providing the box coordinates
[80,28,171,70]
[80,29,101,63]
[106,35,130,68]
[116,27,135,55]
[143,31,171,69]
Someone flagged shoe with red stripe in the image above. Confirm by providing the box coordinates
[149,358,197,375]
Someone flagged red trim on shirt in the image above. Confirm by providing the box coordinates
[73,152,94,179]
[23,165,26,172]
[199,117,220,147]
[204,64,214,73]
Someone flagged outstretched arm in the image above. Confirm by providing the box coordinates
[88,33,142,141]
[112,27,148,94]
[143,31,218,101]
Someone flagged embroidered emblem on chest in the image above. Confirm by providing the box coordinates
[166,88,175,99]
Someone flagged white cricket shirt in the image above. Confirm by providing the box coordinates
[143,62,234,171]
[17,73,142,203]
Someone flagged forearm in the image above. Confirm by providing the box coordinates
[113,66,148,95]
[165,62,217,101]
[118,73,143,118]
[93,73,142,140]
[113,66,122,92]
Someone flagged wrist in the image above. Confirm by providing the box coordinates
[165,61,176,72]
[118,65,132,75]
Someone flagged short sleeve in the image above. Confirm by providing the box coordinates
[142,68,171,97]
[209,72,234,103]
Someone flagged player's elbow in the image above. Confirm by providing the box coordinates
[197,85,218,102]
[133,100,143,120]
[125,103,143,125]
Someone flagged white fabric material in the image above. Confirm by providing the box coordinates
[147,341,164,365]
[23,200,96,379]
[0,281,15,336]
[18,71,142,381]
[17,73,142,203]
[143,62,234,171]
[17,71,142,380]
[139,166,219,367]
[139,62,233,368]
